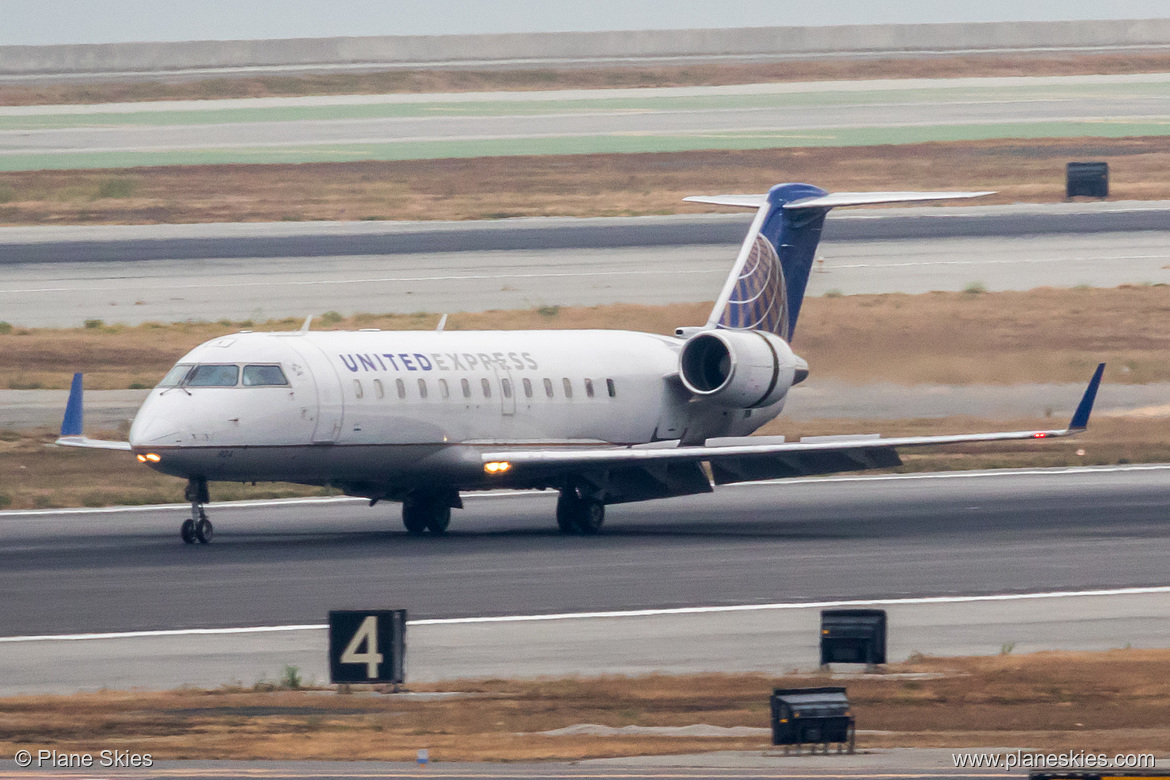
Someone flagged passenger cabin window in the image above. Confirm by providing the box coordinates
[607,378,616,398]
[418,378,428,398]
[481,378,492,398]
[374,379,384,399]
[353,379,364,399]
[584,378,595,398]
[562,377,573,398]
[461,378,471,398]
[159,364,194,387]
[187,364,239,387]
[396,378,406,399]
[501,378,513,398]
[543,378,554,398]
[242,364,289,386]
[523,378,533,398]
[439,378,450,399]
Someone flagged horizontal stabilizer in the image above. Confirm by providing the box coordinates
[683,194,768,209]
[784,191,995,209]
[684,191,994,211]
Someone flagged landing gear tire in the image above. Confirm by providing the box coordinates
[556,491,605,535]
[577,499,604,535]
[426,506,451,535]
[182,477,212,545]
[402,496,451,536]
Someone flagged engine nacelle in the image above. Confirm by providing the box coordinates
[678,329,806,408]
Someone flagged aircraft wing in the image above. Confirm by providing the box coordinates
[55,435,133,451]
[480,364,1103,498]
[52,373,133,451]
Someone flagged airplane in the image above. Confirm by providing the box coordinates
[55,182,1104,544]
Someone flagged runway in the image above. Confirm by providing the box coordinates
[1,465,1170,693]
[2,73,1169,169]
[2,203,1169,327]
[2,466,1168,635]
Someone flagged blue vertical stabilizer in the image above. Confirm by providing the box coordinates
[691,184,995,343]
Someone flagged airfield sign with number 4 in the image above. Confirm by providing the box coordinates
[328,610,406,684]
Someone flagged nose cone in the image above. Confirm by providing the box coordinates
[129,411,184,447]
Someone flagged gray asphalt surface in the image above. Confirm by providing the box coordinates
[2,466,1168,637]
[2,587,1166,694]
[3,204,1170,327]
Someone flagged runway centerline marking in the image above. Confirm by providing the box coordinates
[2,585,1168,644]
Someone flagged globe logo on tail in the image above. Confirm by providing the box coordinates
[717,234,789,341]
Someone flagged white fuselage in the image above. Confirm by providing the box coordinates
[128,329,787,496]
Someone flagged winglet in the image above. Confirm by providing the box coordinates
[1069,363,1105,430]
[60,372,84,437]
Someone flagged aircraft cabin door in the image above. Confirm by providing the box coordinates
[494,364,516,416]
[286,339,345,443]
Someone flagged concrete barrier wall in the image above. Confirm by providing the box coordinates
[3,19,1170,76]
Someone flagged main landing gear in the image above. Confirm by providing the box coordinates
[181,477,213,545]
[556,488,605,535]
[402,493,452,536]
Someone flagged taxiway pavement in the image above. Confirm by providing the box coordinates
[2,74,1169,169]
[2,203,1169,327]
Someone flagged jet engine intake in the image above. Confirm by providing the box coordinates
[679,329,804,408]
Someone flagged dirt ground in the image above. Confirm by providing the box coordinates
[0,650,1165,761]
[4,50,1170,106]
[3,136,1170,224]
[3,286,1168,391]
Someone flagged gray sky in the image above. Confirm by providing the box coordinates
[2,0,1169,46]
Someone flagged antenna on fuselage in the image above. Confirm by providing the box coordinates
[299,315,312,333]
[435,314,448,333]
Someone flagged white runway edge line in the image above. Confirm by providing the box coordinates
[3,586,1170,645]
[3,463,1170,519]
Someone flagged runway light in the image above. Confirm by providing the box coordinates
[136,454,147,463]
[484,461,511,474]
[145,452,161,462]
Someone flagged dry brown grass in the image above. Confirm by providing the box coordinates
[4,51,1170,106]
[0,650,1166,760]
[4,286,1169,391]
[5,136,1170,224]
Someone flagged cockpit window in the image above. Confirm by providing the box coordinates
[158,363,194,387]
[242,364,289,386]
[187,364,239,387]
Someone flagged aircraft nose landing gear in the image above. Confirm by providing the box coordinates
[182,477,213,545]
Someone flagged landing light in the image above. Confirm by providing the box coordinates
[484,461,511,474]
[145,452,161,462]
[136,454,146,463]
